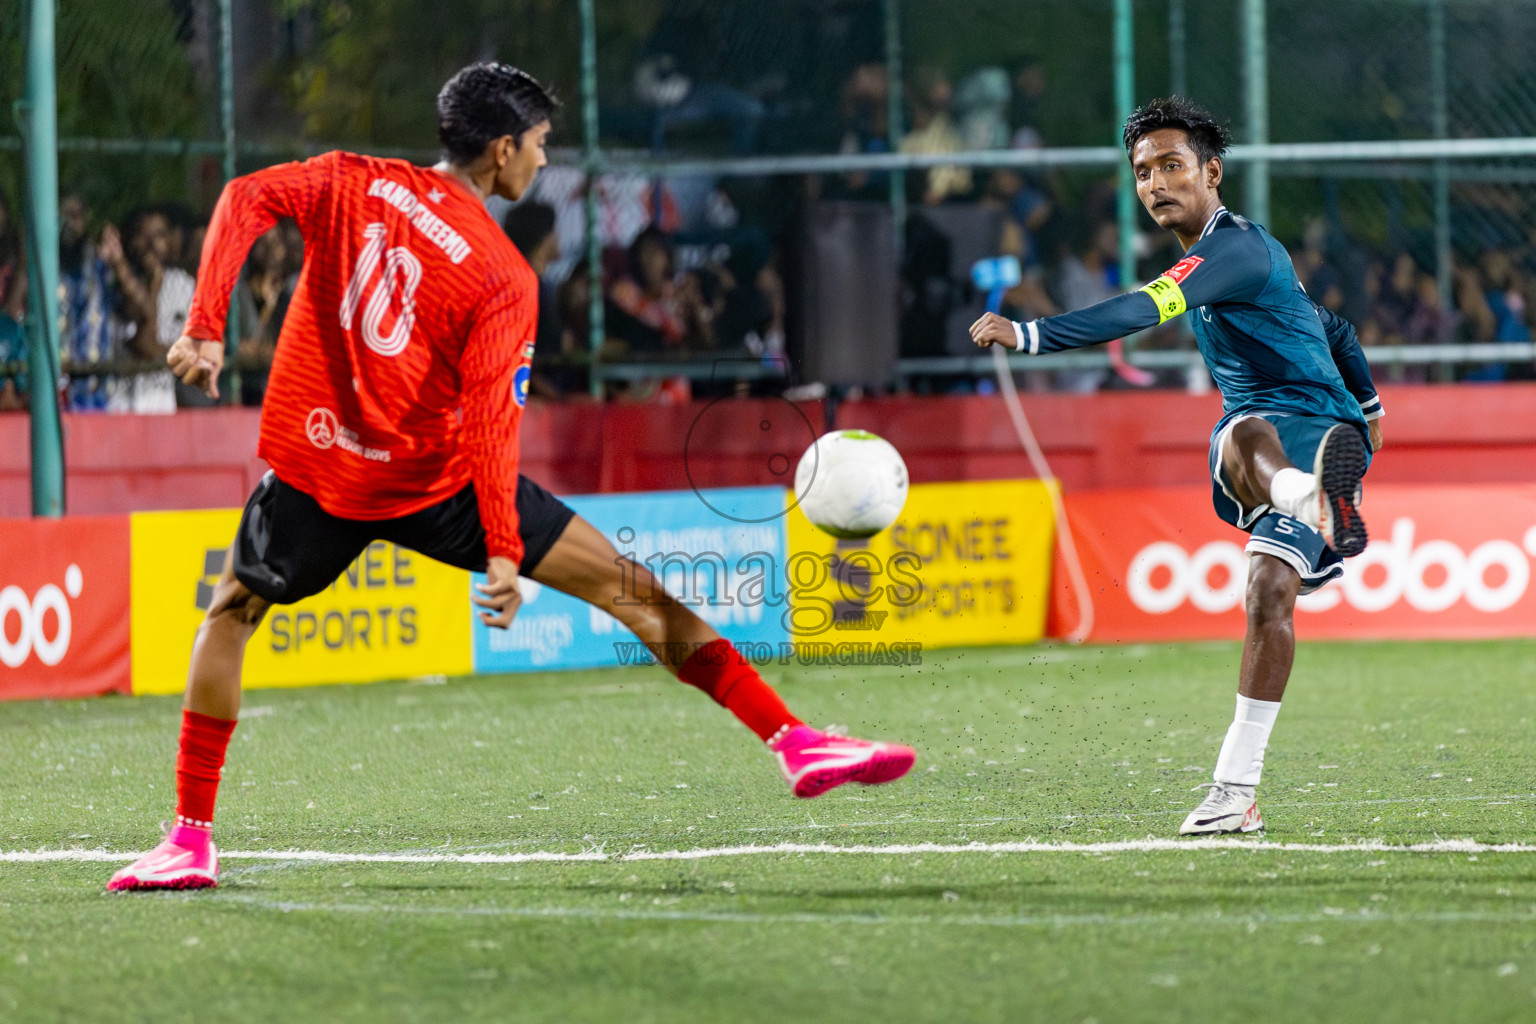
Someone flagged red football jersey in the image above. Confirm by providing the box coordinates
[185,152,537,563]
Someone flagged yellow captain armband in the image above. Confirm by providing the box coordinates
[1140,276,1187,324]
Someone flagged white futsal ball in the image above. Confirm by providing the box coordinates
[793,430,910,539]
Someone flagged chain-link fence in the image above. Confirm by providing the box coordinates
[2,0,227,414]
[4,0,1536,415]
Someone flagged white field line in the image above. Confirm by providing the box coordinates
[738,792,1536,835]
[211,895,1536,929]
[5,837,1536,865]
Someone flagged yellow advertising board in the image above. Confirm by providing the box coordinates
[785,479,1056,652]
[130,509,473,695]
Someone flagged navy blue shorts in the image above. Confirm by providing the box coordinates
[1209,413,1371,595]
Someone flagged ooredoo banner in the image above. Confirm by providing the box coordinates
[1049,485,1536,641]
[130,509,473,695]
[0,516,132,700]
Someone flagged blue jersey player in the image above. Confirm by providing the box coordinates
[972,98,1384,836]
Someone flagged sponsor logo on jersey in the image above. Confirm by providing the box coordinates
[305,406,389,461]
[306,407,339,449]
[513,365,531,407]
[1164,255,1204,284]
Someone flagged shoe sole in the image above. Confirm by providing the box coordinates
[793,746,916,799]
[1314,425,1369,557]
[1177,821,1264,836]
[107,872,218,892]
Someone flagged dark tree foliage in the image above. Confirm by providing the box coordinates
[0,0,204,220]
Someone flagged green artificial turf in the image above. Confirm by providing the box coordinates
[2,640,1536,1022]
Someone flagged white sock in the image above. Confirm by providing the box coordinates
[1267,467,1315,520]
[1212,694,1282,787]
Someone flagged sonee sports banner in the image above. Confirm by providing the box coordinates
[129,509,473,695]
[785,479,1057,653]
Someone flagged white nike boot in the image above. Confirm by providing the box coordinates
[1179,783,1263,835]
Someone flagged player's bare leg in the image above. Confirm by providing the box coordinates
[110,548,267,890]
[1181,554,1300,836]
[1185,415,1347,837]
[1219,417,1292,511]
[530,517,722,670]
[531,516,915,796]
[1181,419,1354,837]
[185,555,270,720]
[1221,416,1369,557]
[1184,419,1370,835]
[1237,555,1300,706]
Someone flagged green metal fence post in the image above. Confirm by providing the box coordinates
[219,0,236,185]
[1429,0,1452,325]
[1243,0,1270,226]
[1114,0,1137,295]
[21,0,64,517]
[579,0,605,399]
[884,0,906,252]
[1169,0,1187,98]
[219,0,241,403]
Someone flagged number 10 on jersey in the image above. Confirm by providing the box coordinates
[341,222,422,357]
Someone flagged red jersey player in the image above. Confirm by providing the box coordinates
[108,64,915,891]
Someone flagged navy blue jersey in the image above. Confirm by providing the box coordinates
[1019,208,1382,430]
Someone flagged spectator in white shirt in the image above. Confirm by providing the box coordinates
[101,207,202,411]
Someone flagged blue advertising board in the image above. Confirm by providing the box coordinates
[471,486,790,672]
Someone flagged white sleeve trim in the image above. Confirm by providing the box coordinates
[1363,407,1384,422]
[1011,319,1025,352]
[1360,395,1383,421]
[1026,320,1040,355]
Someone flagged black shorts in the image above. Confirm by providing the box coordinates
[231,472,576,605]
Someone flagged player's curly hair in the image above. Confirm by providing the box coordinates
[1122,96,1232,167]
[437,63,559,164]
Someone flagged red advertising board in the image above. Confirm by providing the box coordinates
[1049,485,1536,642]
[0,517,131,699]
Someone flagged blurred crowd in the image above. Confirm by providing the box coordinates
[1292,229,1535,384]
[505,173,787,403]
[3,48,1534,413]
[543,52,1536,396]
[0,189,302,413]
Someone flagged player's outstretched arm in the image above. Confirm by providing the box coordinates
[970,290,1157,355]
[1313,299,1384,450]
[459,269,536,622]
[176,154,338,392]
[971,229,1269,356]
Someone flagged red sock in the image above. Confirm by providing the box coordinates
[677,639,802,743]
[175,709,237,830]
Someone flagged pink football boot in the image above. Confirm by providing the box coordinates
[107,825,219,891]
[771,725,916,798]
